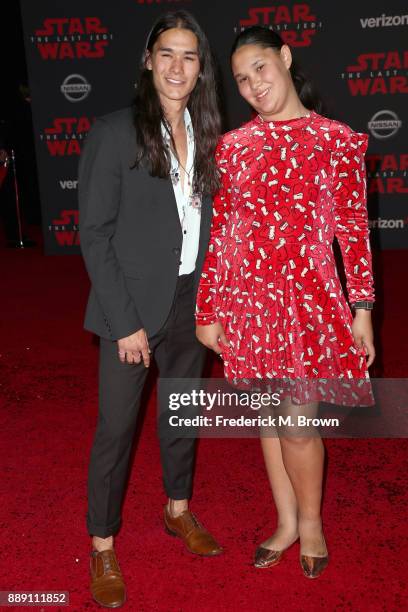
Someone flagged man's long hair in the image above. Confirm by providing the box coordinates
[132,10,221,195]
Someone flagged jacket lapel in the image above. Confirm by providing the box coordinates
[161,176,183,243]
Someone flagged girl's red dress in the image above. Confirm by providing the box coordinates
[196,112,374,389]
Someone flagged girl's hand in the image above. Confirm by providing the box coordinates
[196,322,230,355]
[351,310,375,367]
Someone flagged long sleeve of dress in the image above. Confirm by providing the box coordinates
[195,139,232,324]
[332,131,375,304]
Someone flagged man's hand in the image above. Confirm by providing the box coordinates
[351,310,375,368]
[117,329,150,367]
[196,322,229,355]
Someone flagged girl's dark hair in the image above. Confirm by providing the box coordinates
[132,10,221,195]
[231,26,323,114]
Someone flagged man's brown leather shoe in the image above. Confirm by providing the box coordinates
[90,549,126,608]
[164,507,223,556]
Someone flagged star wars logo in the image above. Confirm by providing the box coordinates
[342,51,408,96]
[366,153,408,194]
[237,4,322,47]
[31,17,113,60]
[49,210,80,246]
[40,117,93,156]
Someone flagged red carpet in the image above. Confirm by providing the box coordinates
[0,231,407,611]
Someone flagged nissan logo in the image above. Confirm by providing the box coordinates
[60,74,92,103]
[368,110,402,140]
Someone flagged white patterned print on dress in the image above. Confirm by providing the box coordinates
[195,112,374,404]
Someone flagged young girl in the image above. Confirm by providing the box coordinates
[196,27,375,579]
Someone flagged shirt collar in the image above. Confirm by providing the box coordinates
[161,107,193,143]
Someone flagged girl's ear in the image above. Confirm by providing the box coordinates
[280,45,292,70]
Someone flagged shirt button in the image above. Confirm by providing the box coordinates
[183,230,187,235]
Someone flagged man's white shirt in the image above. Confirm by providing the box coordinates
[161,108,201,276]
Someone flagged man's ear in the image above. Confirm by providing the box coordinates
[280,45,292,70]
[145,50,153,71]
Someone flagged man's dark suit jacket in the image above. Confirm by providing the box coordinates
[78,107,213,341]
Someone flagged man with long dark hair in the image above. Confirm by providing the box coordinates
[79,11,222,608]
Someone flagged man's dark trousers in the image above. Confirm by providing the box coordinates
[87,273,206,538]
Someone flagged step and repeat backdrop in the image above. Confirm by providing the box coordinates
[21,0,407,254]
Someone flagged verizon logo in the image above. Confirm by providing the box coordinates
[59,179,78,189]
[369,218,405,229]
[360,14,408,28]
